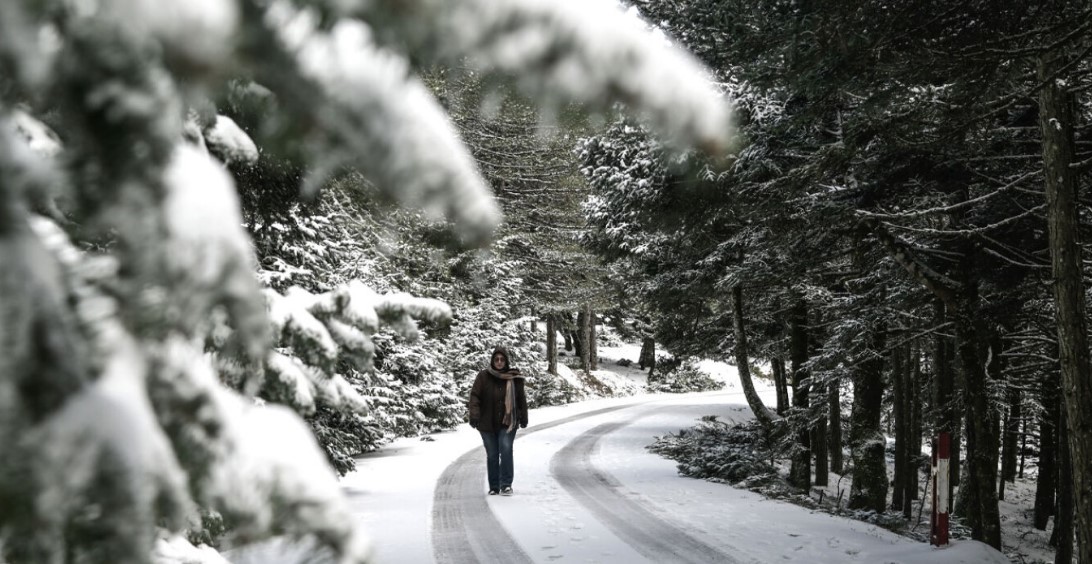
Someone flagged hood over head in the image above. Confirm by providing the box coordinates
[490,346,511,370]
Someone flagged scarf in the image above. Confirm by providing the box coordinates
[488,367,524,431]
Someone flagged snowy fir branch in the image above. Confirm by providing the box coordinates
[355,0,736,154]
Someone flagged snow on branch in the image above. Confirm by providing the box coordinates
[18,208,370,563]
[0,111,62,223]
[211,398,372,562]
[262,280,452,414]
[204,115,259,165]
[29,335,197,561]
[83,0,241,75]
[1,216,196,563]
[151,338,370,563]
[251,3,501,245]
[11,108,62,158]
[163,144,258,295]
[266,287,340,370]
[265,350,319,413]
[371,290,453,341]
[360,0,736,154]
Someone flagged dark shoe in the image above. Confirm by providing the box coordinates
[488,489,499,495]
[500,486,513,496]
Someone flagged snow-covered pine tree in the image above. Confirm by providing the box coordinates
[0,0,733,562]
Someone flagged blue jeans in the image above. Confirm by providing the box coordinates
[479,428,517,490]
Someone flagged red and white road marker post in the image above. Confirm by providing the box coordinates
[931,431,951,547]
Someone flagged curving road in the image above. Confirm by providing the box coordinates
[431,396,744,564]
[222,387,1005,564]
[551,417,743,564]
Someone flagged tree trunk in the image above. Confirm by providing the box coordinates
[773,358,790,415]
[812,307,827,487]
[909,339,923,502]
[1020,418,1028,479]
[848,323,888,513]
[1040,51,1092,564]
[892,343,908,513]
[639,336,656,371]
[983,328,1012,505]
[829,379,843,475]
[1000,384,1021,497]
[546,315,558,375]
[953,424,977,524]
[578,307,590,372]
[732,286,779,431]
[934,299,960,503]
[951,399,964,492]
[1035,364,1059,530]
[789,299,811,490]
[588,306,598,371]
[869,223,970,506]
[813,386,829,487]
[1053,413,1074,563]
[952,289,1002,549]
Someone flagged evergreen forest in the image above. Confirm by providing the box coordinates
[1,0,1091,563]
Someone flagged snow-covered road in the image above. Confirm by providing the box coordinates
[325,390,1005,564]
[230,371,1008,564]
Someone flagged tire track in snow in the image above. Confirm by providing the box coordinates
[551,417,743,564]
[432,449,524,564]
[431,403,641,564]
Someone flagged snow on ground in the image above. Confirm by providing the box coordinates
[997,476,1056,563]
[231,350,1008,564]
[595,396,1005,564]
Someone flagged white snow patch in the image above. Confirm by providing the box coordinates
[11,108,61,157]
[553,363,586,390]
[162,143,255,288]
[205,115,258,165]
[153,534,230,564]
[78,0,239,69]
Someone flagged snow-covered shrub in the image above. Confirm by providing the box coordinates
[646,361,722,393]
[648,419,781,486]
[840,508,913,532]
[306,403,387,475]
[253,204,345,293]
[581,368,642,397]
[653,353,682,375]
[596,323,626,347]
[401,378,465,432]
[438,268,548,388]
[526,368,585,408]
[371,335,464,436]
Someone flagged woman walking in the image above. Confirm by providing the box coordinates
[468,346,528,496]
